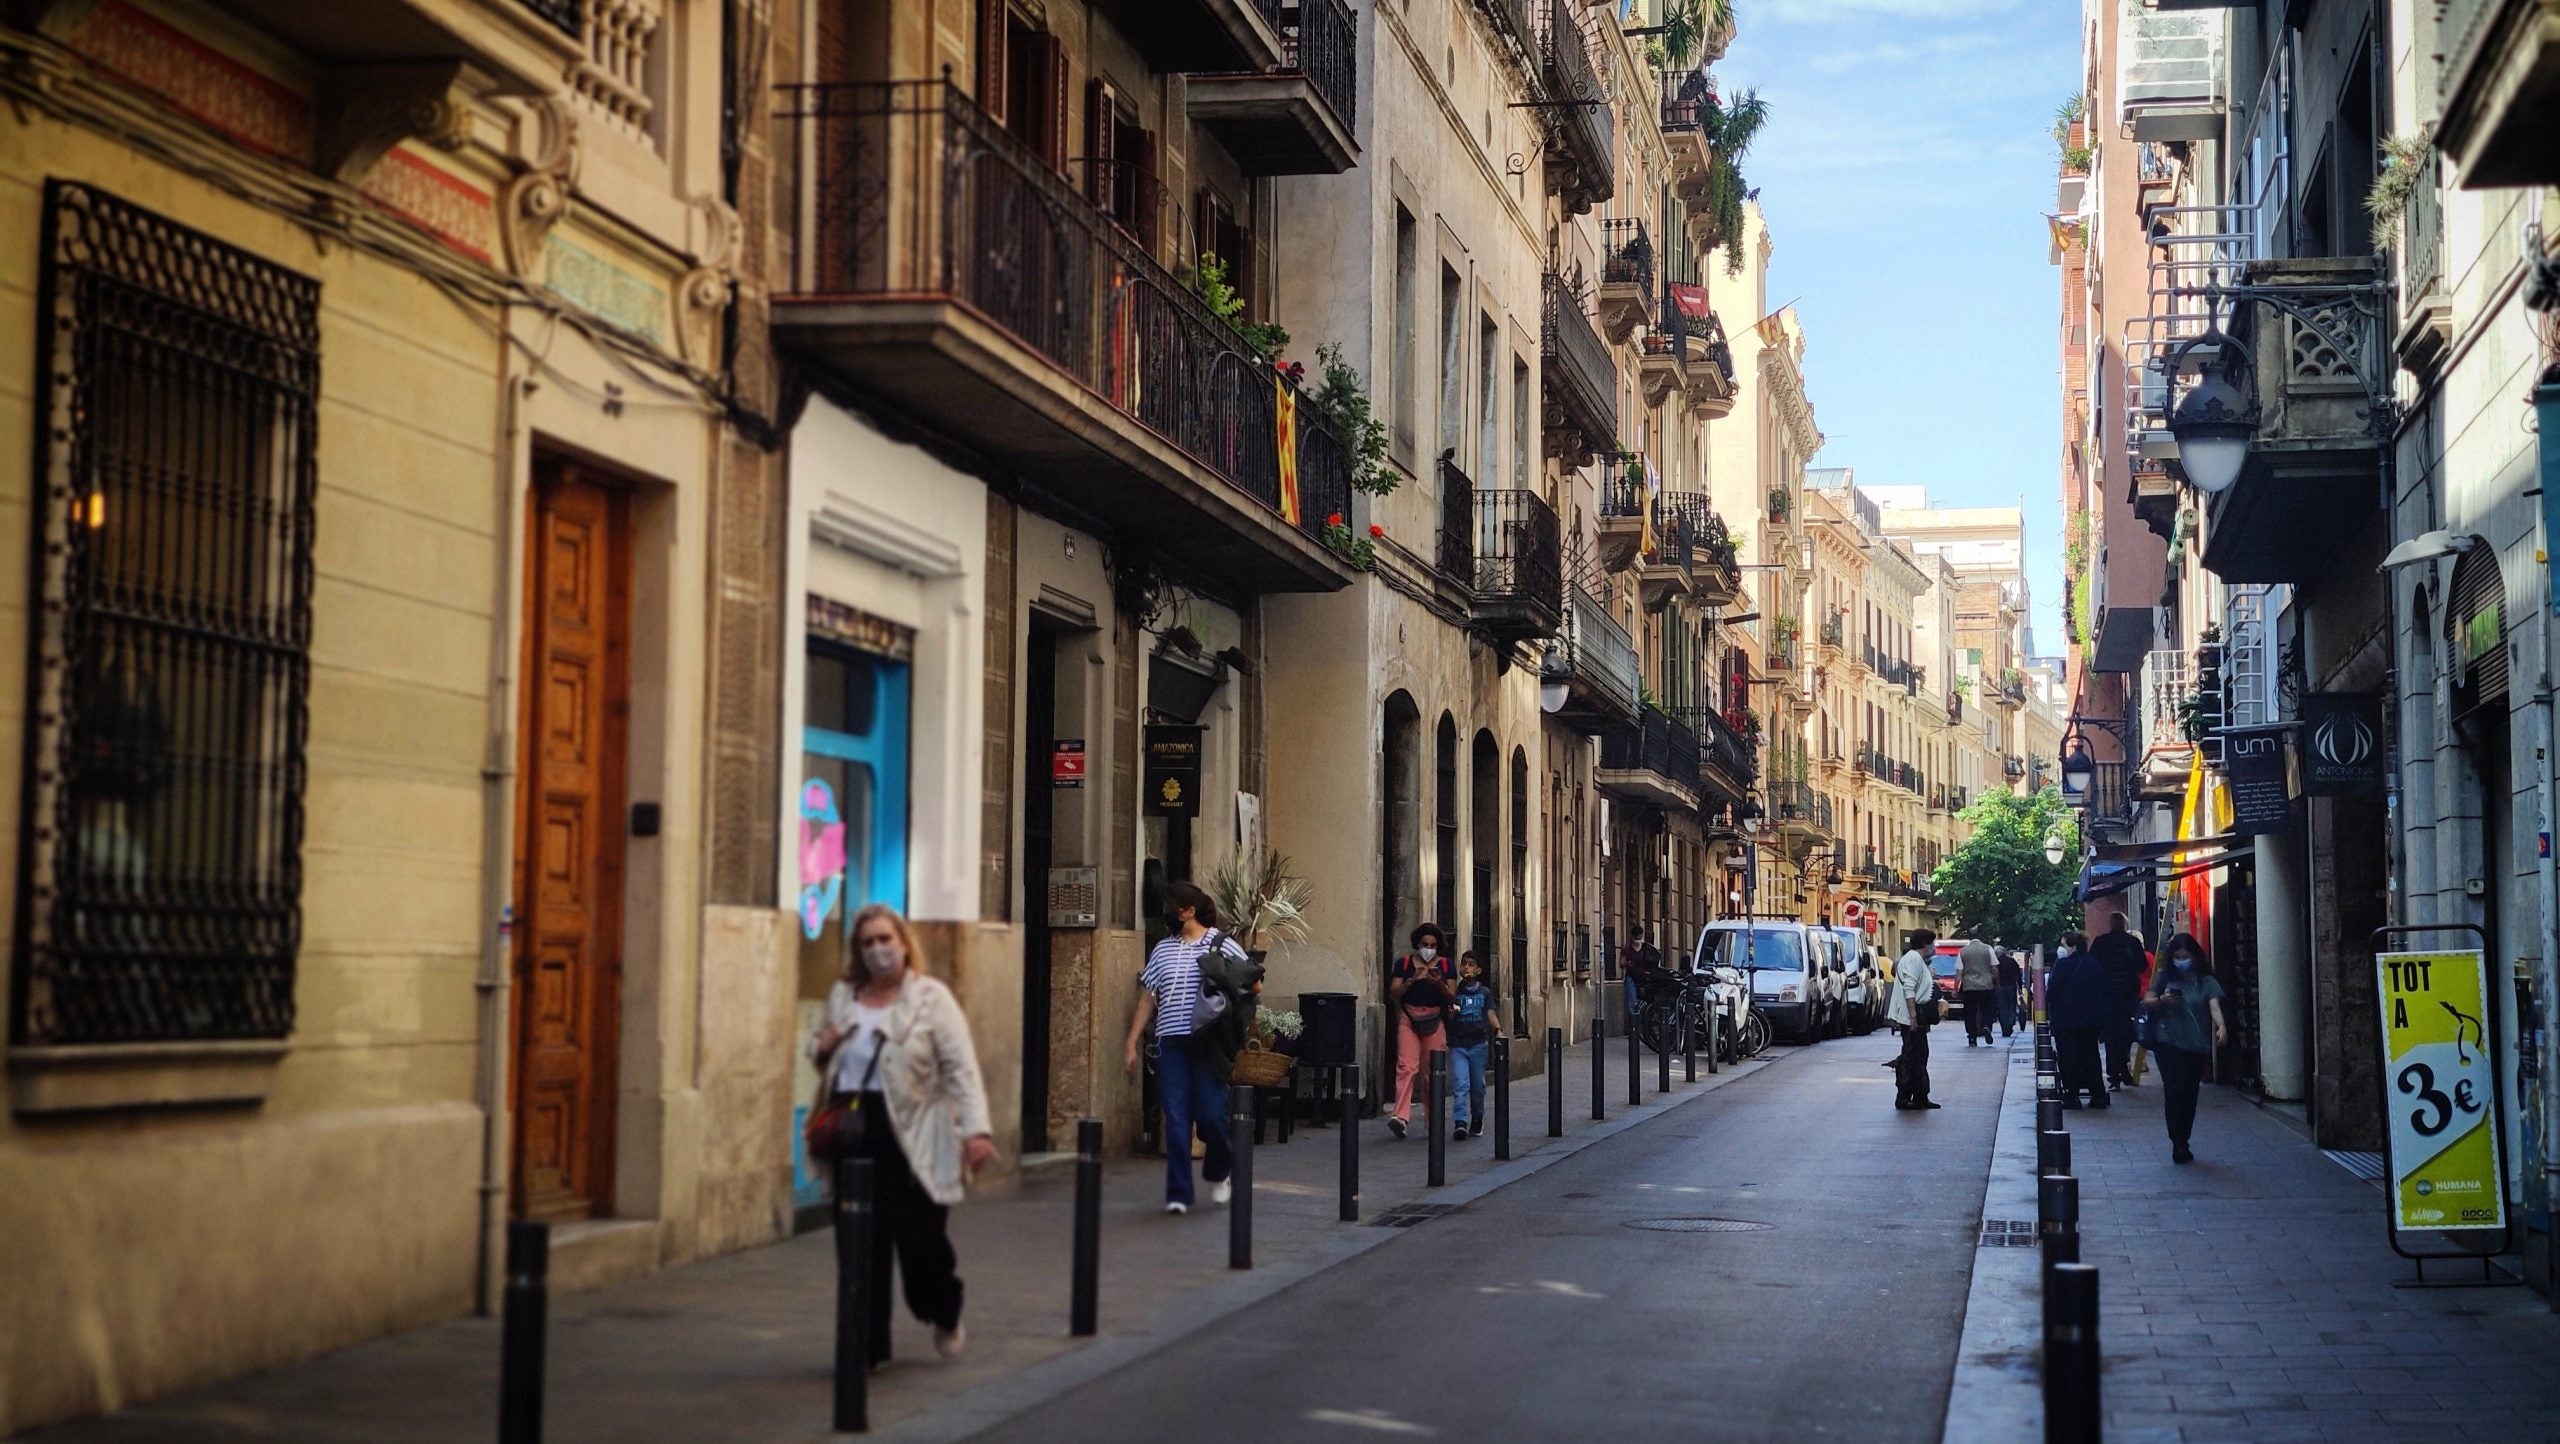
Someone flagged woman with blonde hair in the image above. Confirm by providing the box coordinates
[806,903,995,1365]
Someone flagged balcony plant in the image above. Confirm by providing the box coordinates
[1308,343,1397,496]
[1766,485,1791,521]
[2366,127,2435,252]
[1189,252,1289,363]
[1649,0,1730,73]
[1320,511,1382,570]
[1697,83,1770,276]
[2052,95,2091,174]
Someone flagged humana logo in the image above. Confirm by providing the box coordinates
[2313,709,2374,769]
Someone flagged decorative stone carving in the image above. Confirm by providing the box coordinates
[674,192,739,366]
[498,96,581,280]
[318,63,484,188]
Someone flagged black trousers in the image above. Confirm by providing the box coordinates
[2053,1025,2108,1105]
[2155,1046,2207,1145]
[846,1090,963,1362]
[1960,990,1994,1043]
[1894,1023,1932,1105]
[2103,1011,2137,1084]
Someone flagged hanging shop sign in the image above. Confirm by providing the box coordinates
[1144,724,1203,817]
[2376,949,2506,1234]
[2301,692,2383,797]
[2217,723,2294,835]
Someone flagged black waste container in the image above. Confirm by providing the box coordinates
[1298,991,1357,1069]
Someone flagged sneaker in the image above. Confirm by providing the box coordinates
[1918,1100,1943,1110]
[1469,1125,1485,1139]
[2172,1143,2194,1164]
[1454,1123,1469,1141]
[1211,1177,1233,1206]
[1387,1116,1407,1139]
[1164,1200,1189,1215]
[934,1323,968,1360]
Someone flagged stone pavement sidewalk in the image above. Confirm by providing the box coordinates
[33,1029,1780,1444]
[1946,1040,2560,1444]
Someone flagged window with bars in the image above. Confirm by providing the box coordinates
[13,182,318,1049]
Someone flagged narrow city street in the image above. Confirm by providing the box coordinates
[976,1031,2005,1444]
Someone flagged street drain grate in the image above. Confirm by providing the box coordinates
[1623,1217,1773,1234]
[1368,1203,1465,1228]
[1979,1219,2039,1247]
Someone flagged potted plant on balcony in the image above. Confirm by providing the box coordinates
[1309,343,1397,496]
[1188,252,1289,363]
[1319,511,1382,570]
[1766,485,1792,521]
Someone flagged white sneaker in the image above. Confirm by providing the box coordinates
[1164,1200,1188,1215]
[1212,1177,1234,1206]
[934,1323,968,1360]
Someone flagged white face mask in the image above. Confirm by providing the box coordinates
[1417,946,1438,962]
[860,942,905,980]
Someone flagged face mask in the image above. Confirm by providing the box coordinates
[2172,956,2196,972]
[861,942,905,979]
[1417,946,1438,962]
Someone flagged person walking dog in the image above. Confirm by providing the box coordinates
[805,904,995,1365]
[2142,933,2229,1164]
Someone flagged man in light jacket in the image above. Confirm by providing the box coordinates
[1957,938,1999,1047]
[1885,930,1940,1110]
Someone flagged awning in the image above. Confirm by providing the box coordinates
[2076,845,2253,901]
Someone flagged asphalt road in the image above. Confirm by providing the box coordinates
[973,1026,2009,1443]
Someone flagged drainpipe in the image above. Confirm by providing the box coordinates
[473,373,538,1314]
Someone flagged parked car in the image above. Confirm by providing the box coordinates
[1695,918,1827,1043]
[1828,926,1885,1033]
[1808,928,1852,1037]
[1930,938,1973,1017]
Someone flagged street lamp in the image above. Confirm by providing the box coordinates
[2059,737,2095,804]
[2164,329,2256,495]
[2043,827,2069,869]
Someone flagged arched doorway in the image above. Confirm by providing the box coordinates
[1471,729,1499,982]
[1382,693,1422,980]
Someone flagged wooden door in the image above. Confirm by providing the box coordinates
[512,463,630,1222]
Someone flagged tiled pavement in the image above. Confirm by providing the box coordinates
[1964,1041,2560,1444]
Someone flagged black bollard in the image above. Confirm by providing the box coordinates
[832,1158,874,1433]
[1544,1027,1564,1136]
[2039,1172,2080,1273]
[1493,1035,1512,1161]
[1685,1006,1697,1083]
[2037,1098,2064,1135]
[2038,1128,2072,1180]
[1070,1118,1102,1337]
[1338,1063,1361,1222]
[1427,1050,1449,1187]
[2043,1263,2102,1444]
[1228,1083,1254,1269]
[499,1220,548,1444]
[1706,1003,1720,1074]
[1591,1015,1606,1121]
[1657,1018,1671,1093]
[1625,1013,1641,1107]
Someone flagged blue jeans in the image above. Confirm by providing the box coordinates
[1449,1042,1489,1127]
[1155,1034,1232,1207]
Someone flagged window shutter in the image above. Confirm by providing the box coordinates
[1044,34,1069,173]
[975,0,1005,119]
[1136,128,1162,253]
[1085,79,1116,205]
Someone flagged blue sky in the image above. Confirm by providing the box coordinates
[1707,0,2079,655]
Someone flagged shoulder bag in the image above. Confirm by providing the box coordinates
[803,1029,886,1165]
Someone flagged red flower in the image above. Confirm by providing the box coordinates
[1369,524,1385,538]
[1327,512,1344,527]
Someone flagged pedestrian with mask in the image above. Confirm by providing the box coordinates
[1387,923,1455,1139]
[1123,882,1249,1214]
[2090,911,2149,1089]
[2142,933,2229,1163]
[1994,947,2024,1039]
[1957,937,1998,1047]
[1445,951,1496,1140]
[1621,925,1661,1022]
[1885,930,1941,1110]
[806,904,995,1365]
[2044,931,2109,1109]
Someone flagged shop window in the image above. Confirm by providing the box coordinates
[13,183,318,1052]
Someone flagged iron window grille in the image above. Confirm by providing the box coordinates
[14,181,319,1047]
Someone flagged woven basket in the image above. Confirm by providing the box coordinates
[1229,1037,1296,1089]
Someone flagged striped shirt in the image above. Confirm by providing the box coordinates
[1142,929,1246,1039]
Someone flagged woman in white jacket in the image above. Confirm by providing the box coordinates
[808,903,995,1365]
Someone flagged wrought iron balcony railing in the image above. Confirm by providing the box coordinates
[1282,0,1360,129]
[1437,453,1476,586]
[1472,487,1564,639]
[1601,705,1701,798]
[1541,271,1617,460]
[774,80,1351,555]
[1676,705,1758,795]
[1537,0,1614,209]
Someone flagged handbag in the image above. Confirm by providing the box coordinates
[803,1028,886,1165]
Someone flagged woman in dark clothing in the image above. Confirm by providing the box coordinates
[2044,931,2110,1109]
[2142,933,2229,1163]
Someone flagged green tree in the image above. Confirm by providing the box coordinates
[1929,787,2081,946]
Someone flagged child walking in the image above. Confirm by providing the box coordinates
[1446,952,1496,1140]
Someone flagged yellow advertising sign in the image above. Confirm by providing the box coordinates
[2376,951,2505,1232]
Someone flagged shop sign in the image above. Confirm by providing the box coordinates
[2376,950,2506,1233]
[2300,692,2383,796]
[1144,725,1202,817]
[806,594,916,662]
[2217,723,2293,835]
[1051,739,1085,788]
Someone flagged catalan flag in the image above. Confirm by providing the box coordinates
[1275,372,1300,525]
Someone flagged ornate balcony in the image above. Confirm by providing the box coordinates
[1771,781,1835,843]
[1594,472,1645,573]
[1471,488,1564,645]
[1092,0,1284,72]
[1541,272,1617,470]
[1436,453,1476,589]
[1638,328,1685,408]
[2436,0,2560,187]
[774,81,1354,592]
[1681,310,1737,418]
[1186,0,1361,176]
[1636,495,1694,612]
[1598,220,1658,342]
[1537,0,1614,214]
[1659,69,1711,185]
[1599,705,1701,809]
[1542,583,1640,735]
[1678,705,1759,806]
[1666,493,1738,608]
